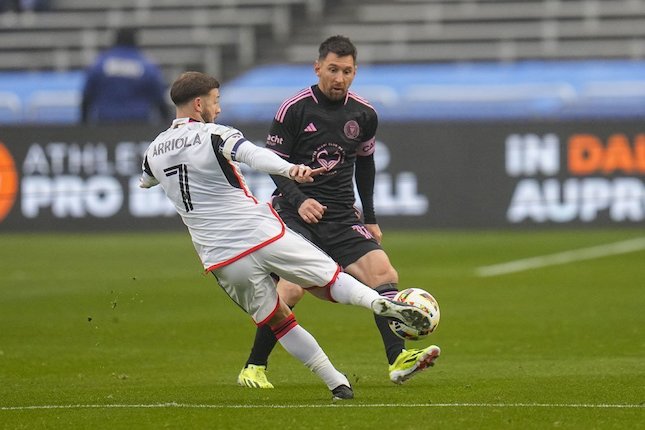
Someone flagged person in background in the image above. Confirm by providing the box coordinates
[19,0,49,11]
[0,0,49,12]
[81,27,170,124]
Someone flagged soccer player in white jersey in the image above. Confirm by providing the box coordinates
[139,71,432,400]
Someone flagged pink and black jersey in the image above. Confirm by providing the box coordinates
[266,85,378,222]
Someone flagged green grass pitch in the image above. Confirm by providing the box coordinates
[1,229,643,429]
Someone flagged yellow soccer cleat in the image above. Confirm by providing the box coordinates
[237,364,274,389]
[388,345,441,384]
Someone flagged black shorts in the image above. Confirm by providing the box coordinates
[277,209,382,268]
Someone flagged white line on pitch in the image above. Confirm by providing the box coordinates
[476,237,645,277]
[1,402,643,411]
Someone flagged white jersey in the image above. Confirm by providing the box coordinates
[141,117,295,271]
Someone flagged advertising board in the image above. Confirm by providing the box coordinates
[1,121,643,231]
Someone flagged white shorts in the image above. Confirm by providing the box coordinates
[212,228,340,326]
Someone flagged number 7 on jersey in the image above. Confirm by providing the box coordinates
[164,164,193,212]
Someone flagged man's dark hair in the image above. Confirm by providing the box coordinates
[318,35,357,61]
[170,72,220,106]
[114,27,138,47]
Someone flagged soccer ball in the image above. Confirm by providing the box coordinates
[389,288,440,340]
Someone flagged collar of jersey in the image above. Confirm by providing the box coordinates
[312,85,348,107]
[172,117,202,128]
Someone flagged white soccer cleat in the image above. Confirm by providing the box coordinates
[371,297,432,332]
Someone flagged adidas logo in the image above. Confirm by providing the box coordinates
[304,123,317,132]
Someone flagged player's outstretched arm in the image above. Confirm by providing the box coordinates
[226,139,291,177]
[231,139,315,181]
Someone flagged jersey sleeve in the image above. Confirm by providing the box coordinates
[139,154,159,188]
[217,127,247,160]
[235,141,293,178]
[216,126,294,178]
[356,110,378,157]
[355,108,378,221]
[355,153,376,223]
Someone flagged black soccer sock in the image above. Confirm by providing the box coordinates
[244,324,278,368]
[373,283,405,365]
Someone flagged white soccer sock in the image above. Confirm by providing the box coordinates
[274,319,349,390]
[329,272,380,309]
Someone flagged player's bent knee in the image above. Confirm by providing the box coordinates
[347,250,398,285]
[383,266,399,284]
[348,262,398,287]
[277,279,306,306]
[369,271,398,288]
[372,255,399,283]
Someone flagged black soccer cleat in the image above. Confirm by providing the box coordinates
[331,384,354,401]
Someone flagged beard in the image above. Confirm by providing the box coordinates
[326,87,347,101]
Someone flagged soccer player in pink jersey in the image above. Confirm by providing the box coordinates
[238,36,441,389]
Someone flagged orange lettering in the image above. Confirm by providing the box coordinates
[635,135,645,173]
[603,134,634,174]
[568,134,602,174]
